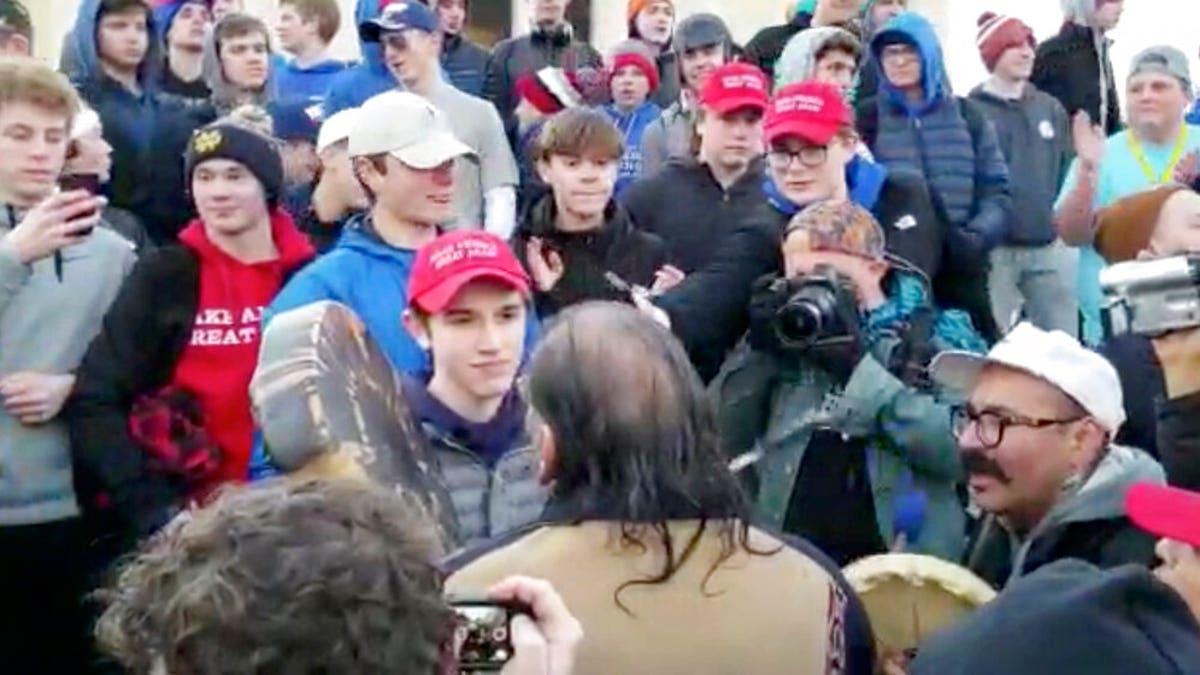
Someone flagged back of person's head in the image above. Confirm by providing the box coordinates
[528,302,746,523]
[0,0,32,55]
[96,479,450,675]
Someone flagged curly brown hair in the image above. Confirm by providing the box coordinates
[95,479,450,674]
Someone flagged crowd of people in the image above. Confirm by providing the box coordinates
[4,0,1200,672]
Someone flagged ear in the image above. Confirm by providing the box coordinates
[536,422,558,486]
[402,309,431,350]
[1066,421,1106,474]
[865,258,890,280]
[535,157,553,184]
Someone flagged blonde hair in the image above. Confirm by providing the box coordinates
[0,57,80,126]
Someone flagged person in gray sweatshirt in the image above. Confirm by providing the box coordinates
[0,59,136,672]
[968,13,1078,336]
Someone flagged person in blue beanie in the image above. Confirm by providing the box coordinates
[155,0,212,103]
[269,100,322,221]
[274,0,348,107]
[322,0,405,116]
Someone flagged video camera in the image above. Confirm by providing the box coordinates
[1101,255,1200,337]
[772,266,860,351]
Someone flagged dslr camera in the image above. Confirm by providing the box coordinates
[773,266,860,351]
[1101,255,1200,337]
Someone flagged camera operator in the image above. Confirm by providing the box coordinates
[713,200,986,565]
[1094,184,1200,485]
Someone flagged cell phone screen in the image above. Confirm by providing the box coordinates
[57,174,102,234]
[448,601,515,672]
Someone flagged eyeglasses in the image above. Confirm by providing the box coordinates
[880,44,918,63]
[767,145,829,169]
[949,404,1084,450]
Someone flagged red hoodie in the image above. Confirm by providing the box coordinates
[172,210,314,489]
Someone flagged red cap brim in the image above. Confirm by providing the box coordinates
[411,269,531,315]
[765,119,840,146]
[1126,482,1200,547]
[705,96,768,116]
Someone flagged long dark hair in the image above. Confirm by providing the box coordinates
[527,302,775,613]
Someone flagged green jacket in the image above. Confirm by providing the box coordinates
[714,335,966,561]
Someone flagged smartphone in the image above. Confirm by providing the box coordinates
[58,174,102,234]
[446,597,522,672]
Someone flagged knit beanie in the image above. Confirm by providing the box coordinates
[976,12,1035,72]
[184,122,284,207]
[627,0,673,24]
[1094,184,1191,263]
[607,39,660,92]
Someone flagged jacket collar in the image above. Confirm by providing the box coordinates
[520,195,634,252]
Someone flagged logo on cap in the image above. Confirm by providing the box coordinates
[722,74,766,91]
[774,94,827,114]
[192,129,223,154]
[428,237,502,270]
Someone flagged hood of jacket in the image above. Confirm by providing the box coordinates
[1038,445,1165,531]
[70,0,163,89]
[178,208,315,271]
[202,22,277,112]
[872,12,950,114]
[334,212,424,263]
[764,154,889,217]
[775,26,852,89]
[401,375,527,468]
[278,57,348,77]
[355,0,392,75]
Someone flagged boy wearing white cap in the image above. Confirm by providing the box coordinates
[932,322,1166,589]
[265,90,475,375]
[301,106,369,251]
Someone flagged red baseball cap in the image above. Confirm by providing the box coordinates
[1126,482,1200,547]
[699,62,769,115]
[764,81,853,146]
[408,231,531,314]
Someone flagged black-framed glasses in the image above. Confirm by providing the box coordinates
[950,404,1085,449]
[767,145,829,170]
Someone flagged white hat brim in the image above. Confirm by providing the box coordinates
[389,132,475,169]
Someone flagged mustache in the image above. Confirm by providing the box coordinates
[961,450,1012,485]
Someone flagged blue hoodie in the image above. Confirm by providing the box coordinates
[274,55,349,107]
[69,0,164,214]
[867,12,1010,254]
[602,101,663,198]
[322,0,402,116]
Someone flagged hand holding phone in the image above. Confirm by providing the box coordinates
[3,189,105,264]
[446,597,524,672]
[58,174,103,233]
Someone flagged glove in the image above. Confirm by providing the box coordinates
[747,274,794,355]
[805,281,865,381]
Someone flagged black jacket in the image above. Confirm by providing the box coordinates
[743,14,811,88]
[1031,22,1121,136]
[1156,390,1200,491]
[143,102,220,243]
[652,50,681,109]
[1099,334,1164,458]
[655,168,945,381]
[620,159,767,273]
[483,28,604,122]
[513,196,667,318]
[68,247,203,548]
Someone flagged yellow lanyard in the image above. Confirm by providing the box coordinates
[1127,126,1189,184]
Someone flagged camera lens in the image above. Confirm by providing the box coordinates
[775,302,824,346]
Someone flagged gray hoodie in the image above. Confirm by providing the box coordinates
[774,26,859,90]
[0,209,135,525]
[1005,444,1165,587]
[968,83,1073,246]
[639,98,695,176]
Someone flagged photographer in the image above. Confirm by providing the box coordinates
[713,200,986,565]
[1095,185,1200,479]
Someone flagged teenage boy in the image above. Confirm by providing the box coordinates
[861,11,1012,342]
[69,0,164,221]
[514,108,669,318]
[744,0,862,87]
[154,0,212,102]
[626,0,680,107]
[775,26,861,91]
[482,0,604,123]
[1032,0,1123,137]
[323,0,404,115]
[0,58,135,674]
[640,13,733,176]
[435,0,489,97]
[602,40,662,197]
[265,90,475,375]
[275,0,348,107]
[300,106,369,251]
[967,13,1077,335]
[623,61,768,274]
[71,118,315,566]
[361,1,518,236]
[402,230,547,544]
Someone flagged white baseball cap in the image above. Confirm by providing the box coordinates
[347,91,473,169]
[316,107,360,155]
[930,322,1126,435]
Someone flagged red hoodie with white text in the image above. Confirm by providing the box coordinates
[171,211,314,488]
